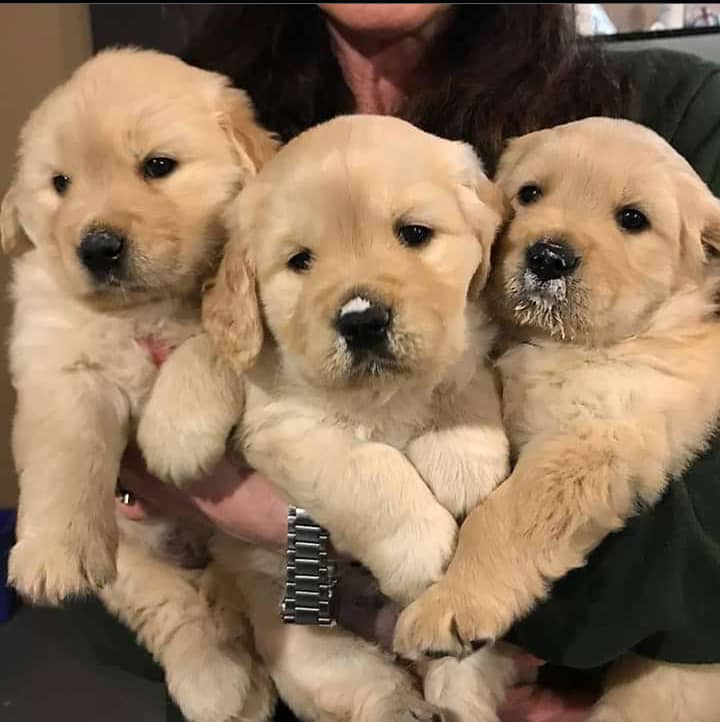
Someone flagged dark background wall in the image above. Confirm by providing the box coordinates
[90,4,215,56]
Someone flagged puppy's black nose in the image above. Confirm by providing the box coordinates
[336,296,391,350]
[79,228,126,278]
[526,239,579,281]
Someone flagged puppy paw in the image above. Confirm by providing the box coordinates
[167,644,272,722]
[406,431,509,520]
[361,688,445,722]
[9,531,117,604]
[137,407,230,487]
[422,650,515,722]
[368,506,458,605]
[393,582,505,661]
[137,334,241,487]
[235,663,276,722]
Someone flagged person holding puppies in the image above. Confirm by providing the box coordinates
[109,5,720,722]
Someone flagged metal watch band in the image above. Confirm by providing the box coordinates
[281,507,337,626]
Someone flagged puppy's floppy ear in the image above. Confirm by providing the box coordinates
[678,172,720,273]
[494,129,545,187]
[453,142,508,299]
[218,86,280,176]
[202,194,264,373]
[1,184,33,256]
[700,194,720,259]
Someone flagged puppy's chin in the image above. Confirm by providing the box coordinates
[60,269,200,310]
[80,283,176,310]
[317,349,407,390]
[290,334,428,392]
[497,265,589,342]
[59,256,208,309]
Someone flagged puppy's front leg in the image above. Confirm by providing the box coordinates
[406,366,510,519]
[9,377,129,604]
[101,539,274,722]
[243,407,458,604]
[137,333,245,486]
[395,418,669,658]
[218,541,442,722]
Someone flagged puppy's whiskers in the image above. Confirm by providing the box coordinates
[324,336,354,381]
[506,273,587,342]
[387,330,418,366]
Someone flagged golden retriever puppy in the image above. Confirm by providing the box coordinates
[393,117,720,722]
[3,48,277,722]
[203,115,516,722]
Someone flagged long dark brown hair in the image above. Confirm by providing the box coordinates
[183,5,627,174]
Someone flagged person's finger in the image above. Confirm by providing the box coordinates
[500,684,594,722]
[117,450,199,518]
[513,650,546,684]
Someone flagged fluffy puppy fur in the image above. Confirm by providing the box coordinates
[3,48,278,722]
[203,114,516,722]
[393,118,720,721]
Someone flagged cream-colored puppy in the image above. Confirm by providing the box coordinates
[394,118,720,722]
[204,115,515,722]
[3,48,277,722]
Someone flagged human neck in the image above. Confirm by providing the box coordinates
[326,14,448,115]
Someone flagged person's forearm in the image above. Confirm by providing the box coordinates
[117,447,289,549]
[187,457,289,548]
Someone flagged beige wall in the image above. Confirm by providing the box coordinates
[0,4,91,506]
[604,3,720,32]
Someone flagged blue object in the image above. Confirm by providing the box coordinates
[0,509,18,622]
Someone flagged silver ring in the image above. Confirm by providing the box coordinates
[116,487,136,506]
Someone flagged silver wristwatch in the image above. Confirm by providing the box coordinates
[281,507,338,626]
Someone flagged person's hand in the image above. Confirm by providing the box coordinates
[500,652,596,722]
[116,444,289,549]
[334,565,593,722]
[501,674,595,722]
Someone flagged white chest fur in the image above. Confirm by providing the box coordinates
[497,318,720,479]
[8,252,200,418]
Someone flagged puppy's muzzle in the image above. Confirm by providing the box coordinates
[526,238,579,281]
[78,226,127,282]
[335,295,392,354]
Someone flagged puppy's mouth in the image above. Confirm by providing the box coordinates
[501,240,587,340]
[81,259,150,296]
[342,343,405,379]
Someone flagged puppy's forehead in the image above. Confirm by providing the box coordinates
[504,118,690,193]
[263,116,463,208]
[19,49,224,165]
[270,115,458,183]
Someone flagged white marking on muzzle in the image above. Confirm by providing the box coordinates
[339,296,371,317]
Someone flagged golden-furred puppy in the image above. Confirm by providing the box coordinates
[394,117,720,722]
[3,48,277,722]
[203,115,516,722]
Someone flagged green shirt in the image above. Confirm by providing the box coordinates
[506,48,720,668]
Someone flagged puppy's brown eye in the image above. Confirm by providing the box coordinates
[52,174,70,196]
[517,184,542,205]
[617,206,650,233]
[142,156,177,180]
[287,249,313,272]
[396,224,433,248]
